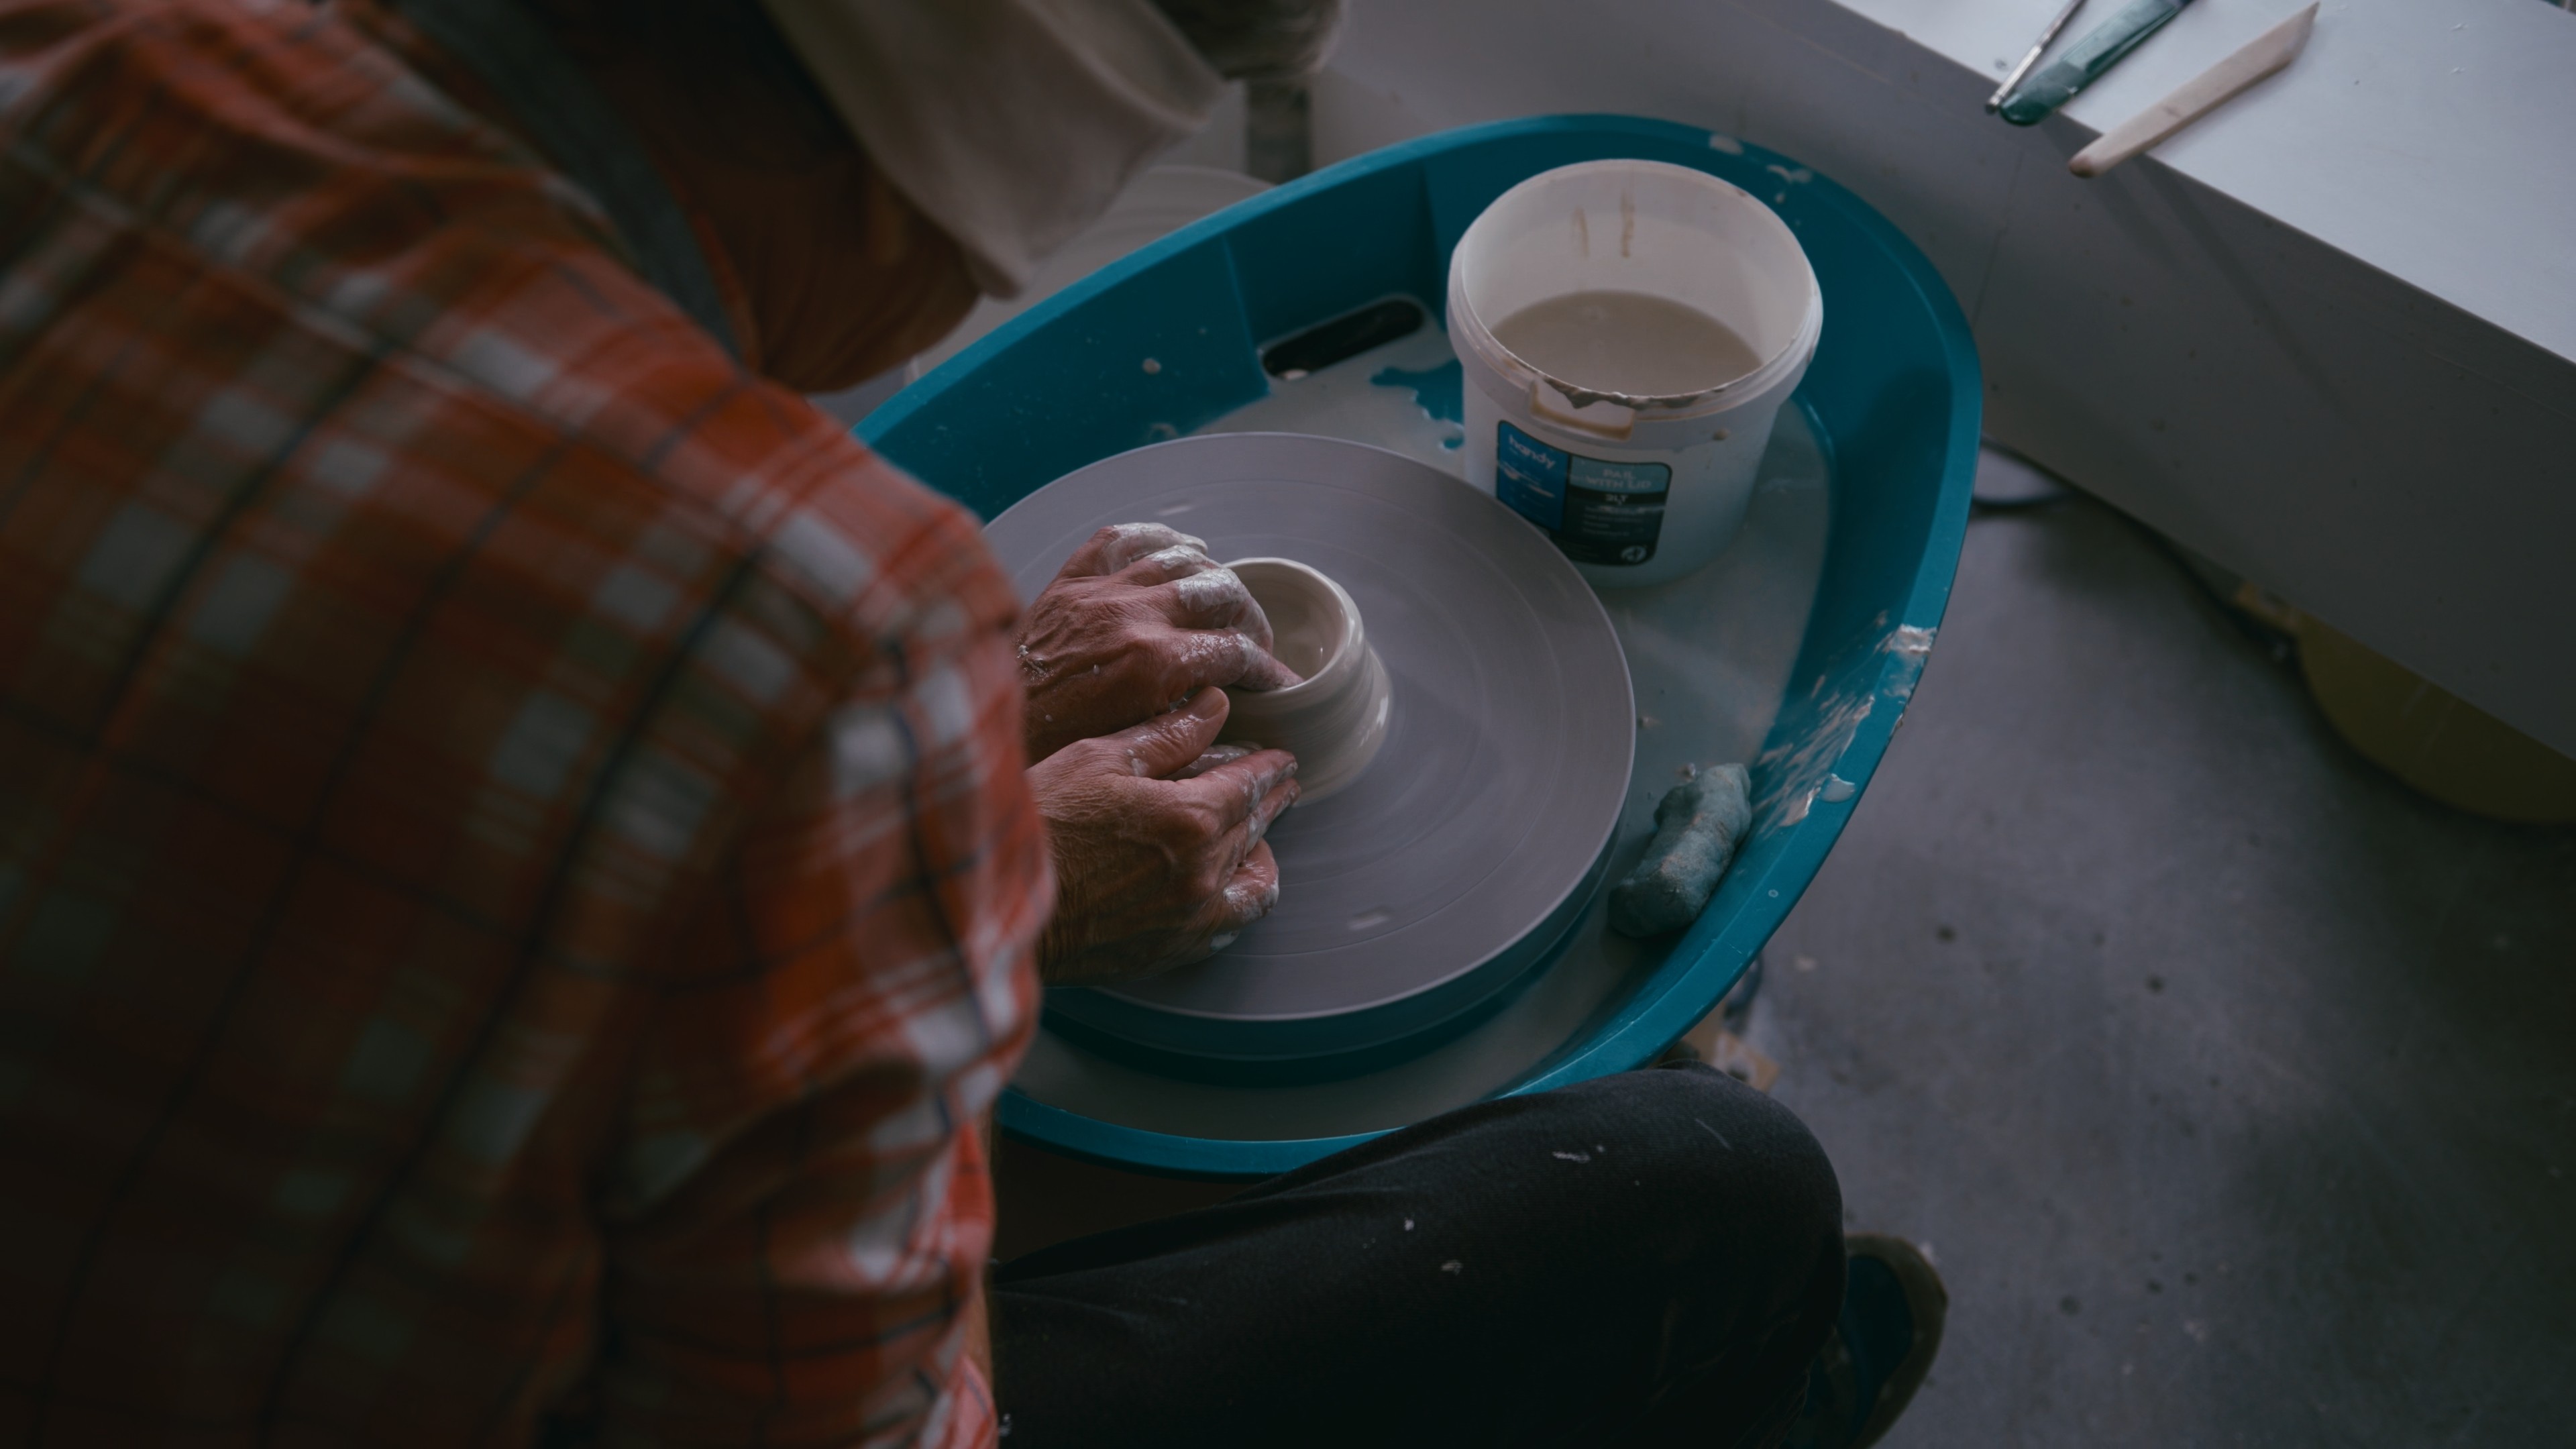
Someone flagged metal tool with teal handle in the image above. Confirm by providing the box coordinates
[1996,0,2194,125]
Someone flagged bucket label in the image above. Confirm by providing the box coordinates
[1495,421,1670,566]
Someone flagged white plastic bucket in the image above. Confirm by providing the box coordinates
[1449,159,1823,588]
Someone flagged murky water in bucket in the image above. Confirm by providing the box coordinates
[1492,290,1765,398]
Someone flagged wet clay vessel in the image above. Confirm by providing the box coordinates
[1222,557,1391,803]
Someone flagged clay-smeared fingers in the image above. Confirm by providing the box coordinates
[1175,747,1299,864]
[1205,841,1282,949]
[1150,560,1278,649]
[1097,686,1232,780]
[1184,628,1303,693]
[1056,523,1208,580]
[1172,742,1258,780]
[1226,771,1300,862]
[1116,541,1225,587]
[1138,563,1303,690]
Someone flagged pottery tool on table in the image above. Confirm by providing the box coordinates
[1995,0,2194,125]
[2068,3,2318,176]
[1987,0,2091,114]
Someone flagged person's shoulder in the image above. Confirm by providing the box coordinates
[427,313,1018,704]
[1,0,572,211]
[0,0,656,407]
[423,287,1018,712]
[1,0,1014,692]
[627,376,1022,667]
[14,0,1008,654]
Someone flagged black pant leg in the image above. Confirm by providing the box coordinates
[991,1063,1845,1448]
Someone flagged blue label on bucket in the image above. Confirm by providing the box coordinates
[1495,421,1670,566]
[1495,422,1568,530]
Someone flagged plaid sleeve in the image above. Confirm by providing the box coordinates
[592,497,1044,1449]
[0,0,1044,1441]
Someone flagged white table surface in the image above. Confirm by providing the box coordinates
[1856,0,2576,362]
[1313,0,2576,755]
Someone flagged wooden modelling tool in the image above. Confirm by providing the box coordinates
[2069,3,2319,177]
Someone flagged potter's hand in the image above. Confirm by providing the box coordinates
[1032,687,1299,985]
[1017,523,1303,763]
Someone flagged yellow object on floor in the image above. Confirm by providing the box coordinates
[1666,1016,1782,1092]
[2295,616,2576,824]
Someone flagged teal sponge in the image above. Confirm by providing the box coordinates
[1609,763,1752,938]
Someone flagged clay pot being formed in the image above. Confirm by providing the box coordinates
[1220,557,1391,803]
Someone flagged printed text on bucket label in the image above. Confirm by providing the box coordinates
[1495,421,1671,566]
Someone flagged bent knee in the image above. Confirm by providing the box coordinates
[1556,1065,1843,1246]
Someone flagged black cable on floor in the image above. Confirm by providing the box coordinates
[1968,492,2080,517]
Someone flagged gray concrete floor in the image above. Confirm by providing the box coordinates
[993,455,2576,1444]
[1750,463,2576,1447]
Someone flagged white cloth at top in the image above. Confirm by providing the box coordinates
[757,0,1227,297]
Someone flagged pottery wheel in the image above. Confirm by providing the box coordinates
[985,433,1633,1057]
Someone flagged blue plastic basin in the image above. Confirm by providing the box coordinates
[862,115,1980,1179]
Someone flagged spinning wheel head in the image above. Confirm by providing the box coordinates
[985,433,1635,1067]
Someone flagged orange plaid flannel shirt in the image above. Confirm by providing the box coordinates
[0,0,1048,1443]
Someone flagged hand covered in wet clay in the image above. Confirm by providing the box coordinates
[1017,523,1303,763]
[1032,686,1301,985]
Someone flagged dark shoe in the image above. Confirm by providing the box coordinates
[1782,1234,1948,1449]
